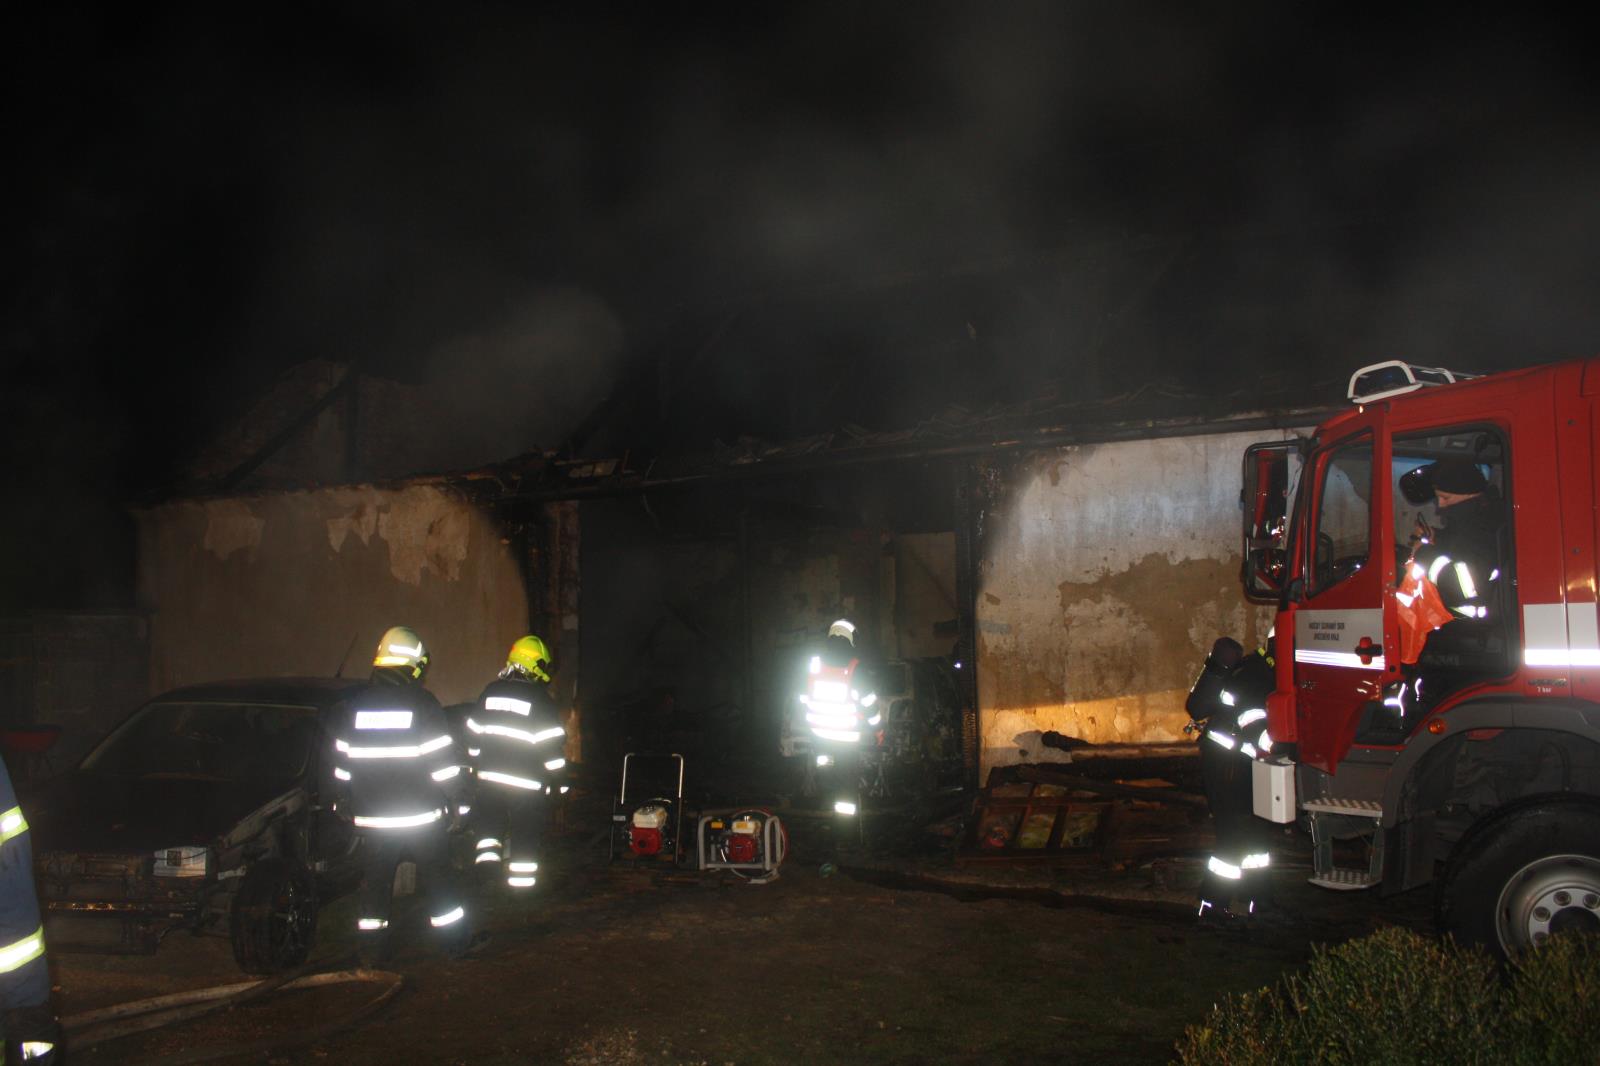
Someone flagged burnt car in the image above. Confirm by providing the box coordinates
[25,677,367,974]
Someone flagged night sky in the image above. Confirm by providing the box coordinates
[5,4,1598,607]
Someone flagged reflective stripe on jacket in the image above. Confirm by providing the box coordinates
[333,683,460,826]
[470,678,565,790]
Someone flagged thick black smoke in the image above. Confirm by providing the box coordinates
[3,4,1597,605]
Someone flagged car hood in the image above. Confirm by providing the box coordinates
[26,772,302,855]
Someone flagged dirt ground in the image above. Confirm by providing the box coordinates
[50,796,1432,1065]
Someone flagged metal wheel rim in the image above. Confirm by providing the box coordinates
[1494,853,1600,955]
[268,879,315,961]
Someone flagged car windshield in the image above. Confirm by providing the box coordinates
[81,701,320,781]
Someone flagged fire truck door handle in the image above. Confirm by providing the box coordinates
[1354,637,1380,663]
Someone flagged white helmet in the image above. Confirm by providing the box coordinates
[827,618,856,645]
[372,625,429,682]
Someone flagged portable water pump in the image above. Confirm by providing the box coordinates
[697,808,788,882]
[610,753,685,867]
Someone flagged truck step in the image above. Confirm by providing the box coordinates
[1302,796,1382,817]
[1309,867,1379,891]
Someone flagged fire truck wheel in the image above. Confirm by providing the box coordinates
[1437,801,1600,958]
[230,858,319,974]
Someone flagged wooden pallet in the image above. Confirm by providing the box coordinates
[955,773,1110,866]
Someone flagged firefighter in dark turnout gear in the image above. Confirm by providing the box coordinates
[1188,635,1277,921]
[1,757,58,1064]
[333,627,470,955]
[1411,457,1503,624]
[467,635,566,890]
[1396,456,1509,711]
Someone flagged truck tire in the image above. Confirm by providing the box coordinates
[230,859,318,974]
[1437,801,1600,958]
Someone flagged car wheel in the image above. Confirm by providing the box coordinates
[230,858,318,974]
[1437,801,1600,958]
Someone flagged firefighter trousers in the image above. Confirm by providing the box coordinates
[470,784,546,887]
[1198,732,1272,913]
[355,824,467,940]
[808,748,863,810]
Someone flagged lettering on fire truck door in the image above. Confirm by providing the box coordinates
[1290,419,1397,772]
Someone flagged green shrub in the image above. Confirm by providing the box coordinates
[1496,932,1600,1066]
[1176,927,1600,1065]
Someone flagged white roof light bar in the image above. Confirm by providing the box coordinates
[1347,360,1479,404]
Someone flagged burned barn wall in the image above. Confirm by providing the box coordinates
[977,430,1294,774]
[891,532,958,660]
[754,528,892,742]
[136,485,528,707]
[578,492,952,769]
[580,508,881,763]
[521,499,582,763]
[576,509,749,762]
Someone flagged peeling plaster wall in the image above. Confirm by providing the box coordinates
[137,485,528,706]
[978,430,1298,775]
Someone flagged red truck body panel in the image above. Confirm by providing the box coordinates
[1275,358,1599,774]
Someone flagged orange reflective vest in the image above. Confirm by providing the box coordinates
[1394,558,1454,665]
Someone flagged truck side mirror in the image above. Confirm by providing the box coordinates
[1241,442,1301,603]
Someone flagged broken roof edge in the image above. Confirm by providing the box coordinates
[153,355,561,507]
[139,400,1339,510]
[485,400,1342,503]
[128,454,550,511]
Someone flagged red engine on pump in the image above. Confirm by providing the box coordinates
[724,817,760,864]
[628,803,672,857]
[700,809,787,882]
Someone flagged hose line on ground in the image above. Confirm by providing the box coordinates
[59,964,404,1064]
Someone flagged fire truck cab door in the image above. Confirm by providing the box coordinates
[1289,411,1396,772]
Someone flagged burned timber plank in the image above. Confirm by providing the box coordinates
[1013,765,1208,809]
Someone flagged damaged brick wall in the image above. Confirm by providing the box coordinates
[976,429,1298,775]
[136,485,529,706]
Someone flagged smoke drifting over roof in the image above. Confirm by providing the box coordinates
[3,5,1598,603]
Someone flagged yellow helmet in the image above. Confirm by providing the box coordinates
[505,634,552,683]
[372,625,429,682]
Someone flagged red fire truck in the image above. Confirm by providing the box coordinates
[1240,358,1600,956]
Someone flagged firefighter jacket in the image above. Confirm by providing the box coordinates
[1196,651,1276,760]
[467,677,566,793]
[0,757,49,1015]
[1413,493,1504,623]
[333,683,463,832]
[800,642,880,746]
